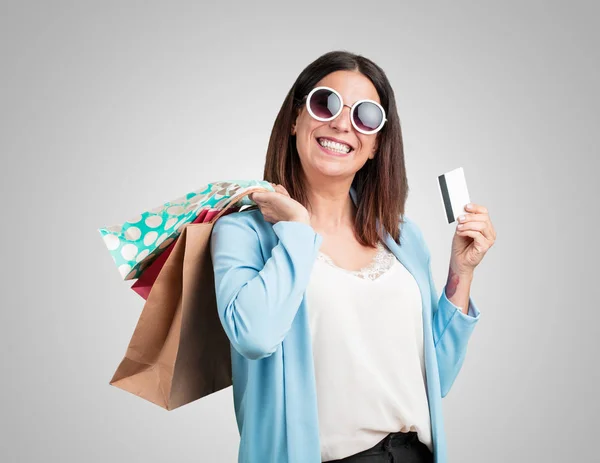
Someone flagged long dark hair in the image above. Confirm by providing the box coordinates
[262,50,409,246]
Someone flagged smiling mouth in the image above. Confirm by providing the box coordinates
[316,137,354,156]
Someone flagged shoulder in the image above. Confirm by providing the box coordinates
[212,208,292,249]
[211,208,266,239]
[210,209,270,264]
[210,208,322,267]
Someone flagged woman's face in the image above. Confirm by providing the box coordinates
[292,70,381,182]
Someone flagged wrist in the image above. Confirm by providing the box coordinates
[449,262,474,280]
[454,269,474,281]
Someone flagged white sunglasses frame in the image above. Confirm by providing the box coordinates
[303,85,388,135]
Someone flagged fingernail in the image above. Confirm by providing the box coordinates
[465,203,472,210]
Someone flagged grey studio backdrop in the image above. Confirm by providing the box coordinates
[0,1,597,462]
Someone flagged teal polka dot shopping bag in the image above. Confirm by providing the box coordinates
[98,179,274,281]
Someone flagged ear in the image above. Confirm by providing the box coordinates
[291,108,299,136]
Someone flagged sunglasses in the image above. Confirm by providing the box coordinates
[302,86,387,135]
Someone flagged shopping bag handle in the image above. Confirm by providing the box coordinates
[207,186,271,224]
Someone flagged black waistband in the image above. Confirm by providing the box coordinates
[379,431,419,449]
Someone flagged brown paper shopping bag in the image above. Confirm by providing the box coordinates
[109,187,265,410]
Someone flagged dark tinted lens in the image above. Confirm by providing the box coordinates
[309,88,341,119]
[354,102,384,131]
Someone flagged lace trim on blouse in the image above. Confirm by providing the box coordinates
[317,241,397,280]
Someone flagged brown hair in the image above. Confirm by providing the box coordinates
[262,50,409,246]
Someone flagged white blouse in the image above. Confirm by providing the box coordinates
[305,240,433,462]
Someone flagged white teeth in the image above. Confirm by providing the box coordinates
[318,138,351,153]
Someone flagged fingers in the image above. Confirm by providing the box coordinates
[270,182,290,197]
[250,183,289,204]
[464,203,487,214]
[456,220,494,241]
[275,185,290,197]
[457,213,487,224]
[457,205,496,241]
[249,191,266,202]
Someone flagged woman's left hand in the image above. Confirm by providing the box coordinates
[451,203,496,275]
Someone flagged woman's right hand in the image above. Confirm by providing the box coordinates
[249,183,311,225]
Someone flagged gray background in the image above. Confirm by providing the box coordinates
[1,1,597,462]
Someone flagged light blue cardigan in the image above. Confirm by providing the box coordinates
[210,185,481,463]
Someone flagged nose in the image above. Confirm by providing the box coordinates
[329,104,352,132]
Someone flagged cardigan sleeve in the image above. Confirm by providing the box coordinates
[210,214,323,360]
[427,256,481,397]
[413,222,481,398]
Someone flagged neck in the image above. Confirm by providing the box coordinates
[304,177,356,233]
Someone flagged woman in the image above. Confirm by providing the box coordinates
[210,50,496,463]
